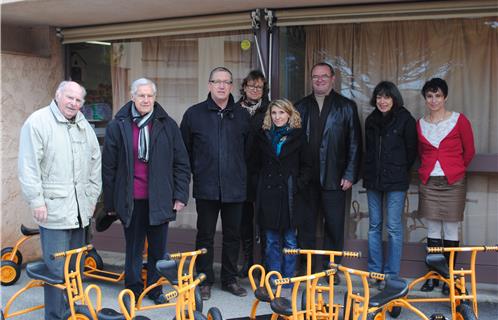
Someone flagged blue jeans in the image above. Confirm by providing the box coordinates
[39,226,86,320]
[367,190,405,276]
[265,229,297,280]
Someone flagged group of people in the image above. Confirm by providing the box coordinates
[17,62,475,320]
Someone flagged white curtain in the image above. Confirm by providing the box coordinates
[304,17,498,245]
[110,31,256,229]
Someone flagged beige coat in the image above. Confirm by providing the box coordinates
[18,100,102,229]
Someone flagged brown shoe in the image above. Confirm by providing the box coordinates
[221,282,247,297]
[200,285,211,300]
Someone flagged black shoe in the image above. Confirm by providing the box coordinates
[222,282,247,297]
[421,279,439,292]
[200,285,211,300]
[95,212,118,232]
[149,293,167,305]
[442,283,450,296]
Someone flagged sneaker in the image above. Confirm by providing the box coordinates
[221,281,247,297]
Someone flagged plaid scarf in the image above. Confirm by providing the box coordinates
[131,103,153,163]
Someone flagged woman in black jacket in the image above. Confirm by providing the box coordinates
[363,81,417,286]
[236,70,270,277]
[249,99,311,281]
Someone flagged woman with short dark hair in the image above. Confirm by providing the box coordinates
[363,81,417,287]
[417,78,475,294]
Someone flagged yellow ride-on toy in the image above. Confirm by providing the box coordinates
[134,248,206,313]
[84,252,216,320]
[247,249,360,320]
[83,240,152,285]
[1,224,39,286]
[404,245,498,320]
[332,262,445,320]
[0,224,108,287]
[284,248,361,318]
[266,268,338,320]
[2,244,95,320]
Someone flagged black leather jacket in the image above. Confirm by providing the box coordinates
[296,90,362,190]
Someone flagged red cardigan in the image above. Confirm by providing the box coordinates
[417,113,475,185]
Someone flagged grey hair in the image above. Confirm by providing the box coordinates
[209,67,232,82]
[55,81,87,99]
[131,78,157,96]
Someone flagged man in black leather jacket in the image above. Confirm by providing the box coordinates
[295,62,362,275]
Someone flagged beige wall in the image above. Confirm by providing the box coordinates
[1,27,64,262]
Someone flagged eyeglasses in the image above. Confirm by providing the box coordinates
[246,84,264,91]
[311,75,331,81]
[209,80,233,86]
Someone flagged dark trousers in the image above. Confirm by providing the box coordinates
[321,189,347,265]
[297,183,320,251]
[195,199,243,286]
[240,201,254,250]
[297,183,347,268]
[123,199,169,299]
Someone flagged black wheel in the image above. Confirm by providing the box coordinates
[301,288,307,310]
[342,292,353,320]
[194,285,204,312]
[1,260,21,286]
[207,307,223,320]
[1,247,23,265]
[174,310,205,320]
[84,248,104,270]
[456,302,477,320]
[62,305,93,320]
[388,306,402,318]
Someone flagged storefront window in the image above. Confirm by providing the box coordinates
[68,43,113,145]
[279,17,498,245]
[113,32,256,230]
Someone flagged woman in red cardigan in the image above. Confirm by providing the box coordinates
[417,78,475,295]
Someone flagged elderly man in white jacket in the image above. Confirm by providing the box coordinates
[18,80,102,320]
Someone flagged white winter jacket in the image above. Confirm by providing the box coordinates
[18,100,102,229]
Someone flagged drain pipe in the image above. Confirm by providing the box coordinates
[251,9,266,78]
[265,9,276,100]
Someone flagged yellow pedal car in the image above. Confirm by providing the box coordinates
[84,253,216,320]
[405,245,498,320]
[267,268,338,320]
[2,244,95,319]
[284,248,361,319]
[1,224,39,286]
[332,262,445,320]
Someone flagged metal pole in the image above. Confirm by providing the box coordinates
[251,9,266,77]
[265,9,275,100]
